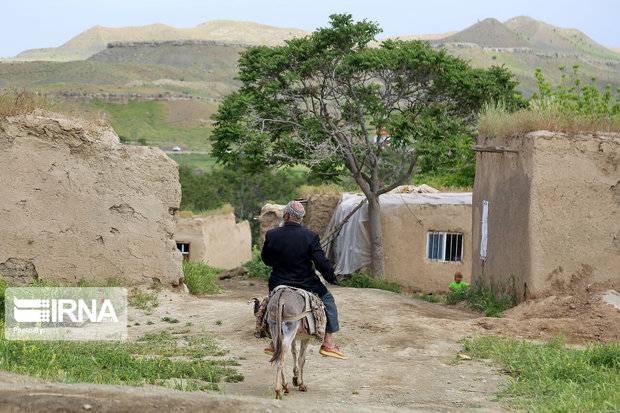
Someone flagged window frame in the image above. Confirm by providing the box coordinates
[426,231,463,262]
[176,242,191,261]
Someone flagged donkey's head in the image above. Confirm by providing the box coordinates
[252,297,261,316]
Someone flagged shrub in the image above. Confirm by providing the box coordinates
[445,275,516,317]
[478,65,620,139]
[0,275,8,320]
[339,272,401,293]
[242,246,271,281]
[182,261,223,295]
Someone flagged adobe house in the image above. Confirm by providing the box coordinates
[175,213,251,269]
[471,131,620,300]
[327,192,472,293]
[0,112,183,286]
[258,188,472,293]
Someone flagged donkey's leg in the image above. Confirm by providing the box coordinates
[297,338,310,391]
[280,322,298,394]
[291,339,300,387]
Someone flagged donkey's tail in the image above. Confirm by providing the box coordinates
[269,296,285,363]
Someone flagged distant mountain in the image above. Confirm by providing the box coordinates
[504,16,620,61]
[89,40,244,71]
[14,20,310,61]
[425,16,620,95]
[437,18,530,47]
[2,16,620,151]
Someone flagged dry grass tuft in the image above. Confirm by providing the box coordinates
[196,203,235,217]
[0,88,105,127]
[0,88,55,117]
[179,203,235,218]
[478,101,620,139]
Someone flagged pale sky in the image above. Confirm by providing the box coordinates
[2,0,618,58]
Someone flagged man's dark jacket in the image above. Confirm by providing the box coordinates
[261,222,337,296]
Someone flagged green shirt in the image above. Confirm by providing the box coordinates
[449,281,469,292]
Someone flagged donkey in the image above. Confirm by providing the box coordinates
[266,287,313,399]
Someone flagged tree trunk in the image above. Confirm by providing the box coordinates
[367,194,385,277]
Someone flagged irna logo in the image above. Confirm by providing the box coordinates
[5,287,127,341]
[13,296,118,323]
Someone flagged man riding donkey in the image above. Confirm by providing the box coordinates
[261,200,347,360]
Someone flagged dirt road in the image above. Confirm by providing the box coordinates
[0,280,507,412]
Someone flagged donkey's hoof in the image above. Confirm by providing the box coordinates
[292,377,299,386]
[283,384,290,394]
[298,384,307,392]
[275,390,283,400]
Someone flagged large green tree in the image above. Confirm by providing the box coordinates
[211,14,523,276]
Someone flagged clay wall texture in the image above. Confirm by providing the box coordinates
[0,111,183,285]
[472,131,620,299]
[303,194,342,239]
[382,203,472,293]
[259,195,472,293]
[175,213,251,269]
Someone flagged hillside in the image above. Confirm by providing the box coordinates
[2,16,620,151]
[89,40,244,71]
[436,18,530,47]
[505,16,620,61]
[14,20,309,61]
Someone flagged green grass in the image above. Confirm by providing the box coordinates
[412,292,442,303]
[128,288,158,312]
[339,273,401,293]
[242,246,272,281]
[91,99,213,151]
[168,152,218,170]
[445,277,516,317]
[182,261,223,295]
[0,327,242,391]
[463,335,620,412]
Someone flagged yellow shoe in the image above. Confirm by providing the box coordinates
[319,345,348,360]
[264,344,275,355]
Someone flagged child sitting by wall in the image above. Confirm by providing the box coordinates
[449,271,469,292]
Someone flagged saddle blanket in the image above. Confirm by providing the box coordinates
[254,285,326,342]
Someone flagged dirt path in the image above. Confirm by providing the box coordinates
[0,280,507,412]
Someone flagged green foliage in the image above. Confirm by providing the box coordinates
[532,64,620,119]
[0,276,8,320]
[0,331,241,392]
[339,273,401,293]
[479,65,620,138]
[182,261,223,295]
[128,288,158,311]
[412,292,441,303]
[179,163,307,243]
[414,161,476,189]
[243,245,272,281]
[464,335,620,412]
[445,276,516,317]
[211,14,523,193]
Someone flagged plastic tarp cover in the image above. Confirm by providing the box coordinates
[323,192,472,274]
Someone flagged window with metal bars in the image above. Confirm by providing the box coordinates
[426,232,463,262]
[176,242,190,261]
